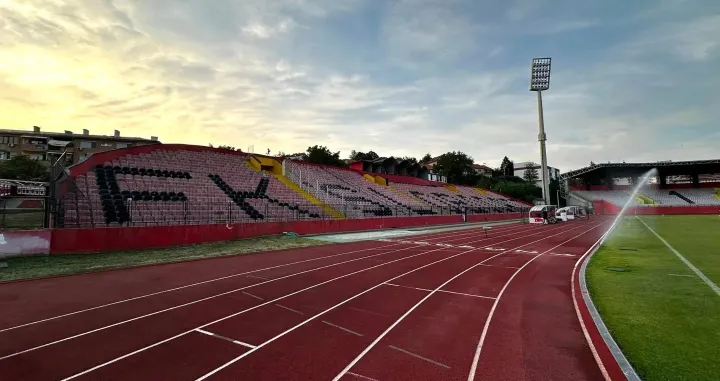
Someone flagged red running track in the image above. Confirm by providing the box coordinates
[0,218,616,380]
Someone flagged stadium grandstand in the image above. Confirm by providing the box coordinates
[53,145,531,228]
[561,160,720,212]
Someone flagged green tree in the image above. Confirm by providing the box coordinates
[420,153,433,164]
[433,151,477,185]
[400,156,418,164]
[209,144,240,151]
[492,180,542,202]
[523,163,540,183]
[0,156,50,181]
[500,156,514,177]
[349,150,380,161]
[306,145,346,167]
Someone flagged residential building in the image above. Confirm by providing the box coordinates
[0,126,160,165]
[514,161,560,187]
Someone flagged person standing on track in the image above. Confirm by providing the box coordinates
[542,208,548,224]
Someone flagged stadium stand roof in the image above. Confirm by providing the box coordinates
[560,159,720,180]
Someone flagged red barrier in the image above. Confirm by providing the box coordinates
[593,200,720,215]
[466,212,522,223]
[0,230,51,257]
[50,215,468,254]
[48,214,530,254]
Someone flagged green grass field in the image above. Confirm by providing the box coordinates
[0,235,328,282]
[587,215,720,381]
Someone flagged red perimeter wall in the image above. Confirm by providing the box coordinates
[593,200,720,215]
[49,213,521,255]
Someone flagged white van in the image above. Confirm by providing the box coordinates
[529,205,558,224]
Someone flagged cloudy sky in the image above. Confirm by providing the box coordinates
[1,0,719,172]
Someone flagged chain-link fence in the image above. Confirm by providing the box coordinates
[53,197,530,228]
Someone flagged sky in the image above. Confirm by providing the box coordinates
[1,0,719,172]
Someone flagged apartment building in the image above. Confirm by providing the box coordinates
[0,126,160,165]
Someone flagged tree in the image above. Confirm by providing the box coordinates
[400,156,418,164]
[209,144,240,151]
[523,163,540,183]
[433,151,477,185]
[305,145,346,167]
[420,153,433,165]
[500,156,514,177]
[349,150,380,161]
[0,155,50,181]
[492,180,542,203]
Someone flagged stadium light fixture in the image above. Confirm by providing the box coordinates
[530,57,552,205]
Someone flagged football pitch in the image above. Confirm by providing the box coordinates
[587,215,720,381]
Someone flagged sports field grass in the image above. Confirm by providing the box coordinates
[0,235,328,282]
[587,215,720,381]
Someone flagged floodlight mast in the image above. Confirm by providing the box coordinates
[530,57,552,205]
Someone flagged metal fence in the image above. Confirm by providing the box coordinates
[53,197,530,228]
[0,197,48,230]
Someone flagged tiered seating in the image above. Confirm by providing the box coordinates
[391,183,527,213]
[573,190,643,207]
[456,186,528,210]
[62,150,326,227]
[669,189,720,205]
[284,161,433,218]
[573,189,720,206]
[60,147,532,228]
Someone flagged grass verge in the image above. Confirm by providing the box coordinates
[586,216,720,381]
[0,235,329,282]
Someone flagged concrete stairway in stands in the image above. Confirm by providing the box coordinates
[273,173,345,219]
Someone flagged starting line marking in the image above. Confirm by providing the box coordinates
[275,304,304,315]
[322,321,364,337]
[550,253,578,257]
[241,291,264,300]
[246,275,271,280]
[194,329,257,349]
[388,345,450,369]
[347,372,381,381]
[384,283,496,300]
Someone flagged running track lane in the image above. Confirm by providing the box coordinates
[0,222,527,330]
[84,221,594,381]
[331,219,611,381]
[0,224,532,357]
[0,223,546,380]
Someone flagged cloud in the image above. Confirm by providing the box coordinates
[0,0,718,174]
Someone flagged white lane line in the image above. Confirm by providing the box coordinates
[241,291,264,300]
[332,222,597,381]
[348,307,392,319]
[275,304,304,315]
[65,223,572,381]
[0,241,408,334]
[322,321,364,337]
[0,244,427,362]
[384,283,495,300]
[61,246,453,380]
[247,275,271,280]
[2,222,526,335]
[347,371,381,381]
[388,345,450,369]
[637,216,720,297]
[575,224,639,381]
[467,221,607,381]
[195,225,574,381]
[195,329,256,349]
[478,263,520,270]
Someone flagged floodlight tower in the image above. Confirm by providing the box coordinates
[530,57,552,205]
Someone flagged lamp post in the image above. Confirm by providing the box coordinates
[530,57,552,205]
